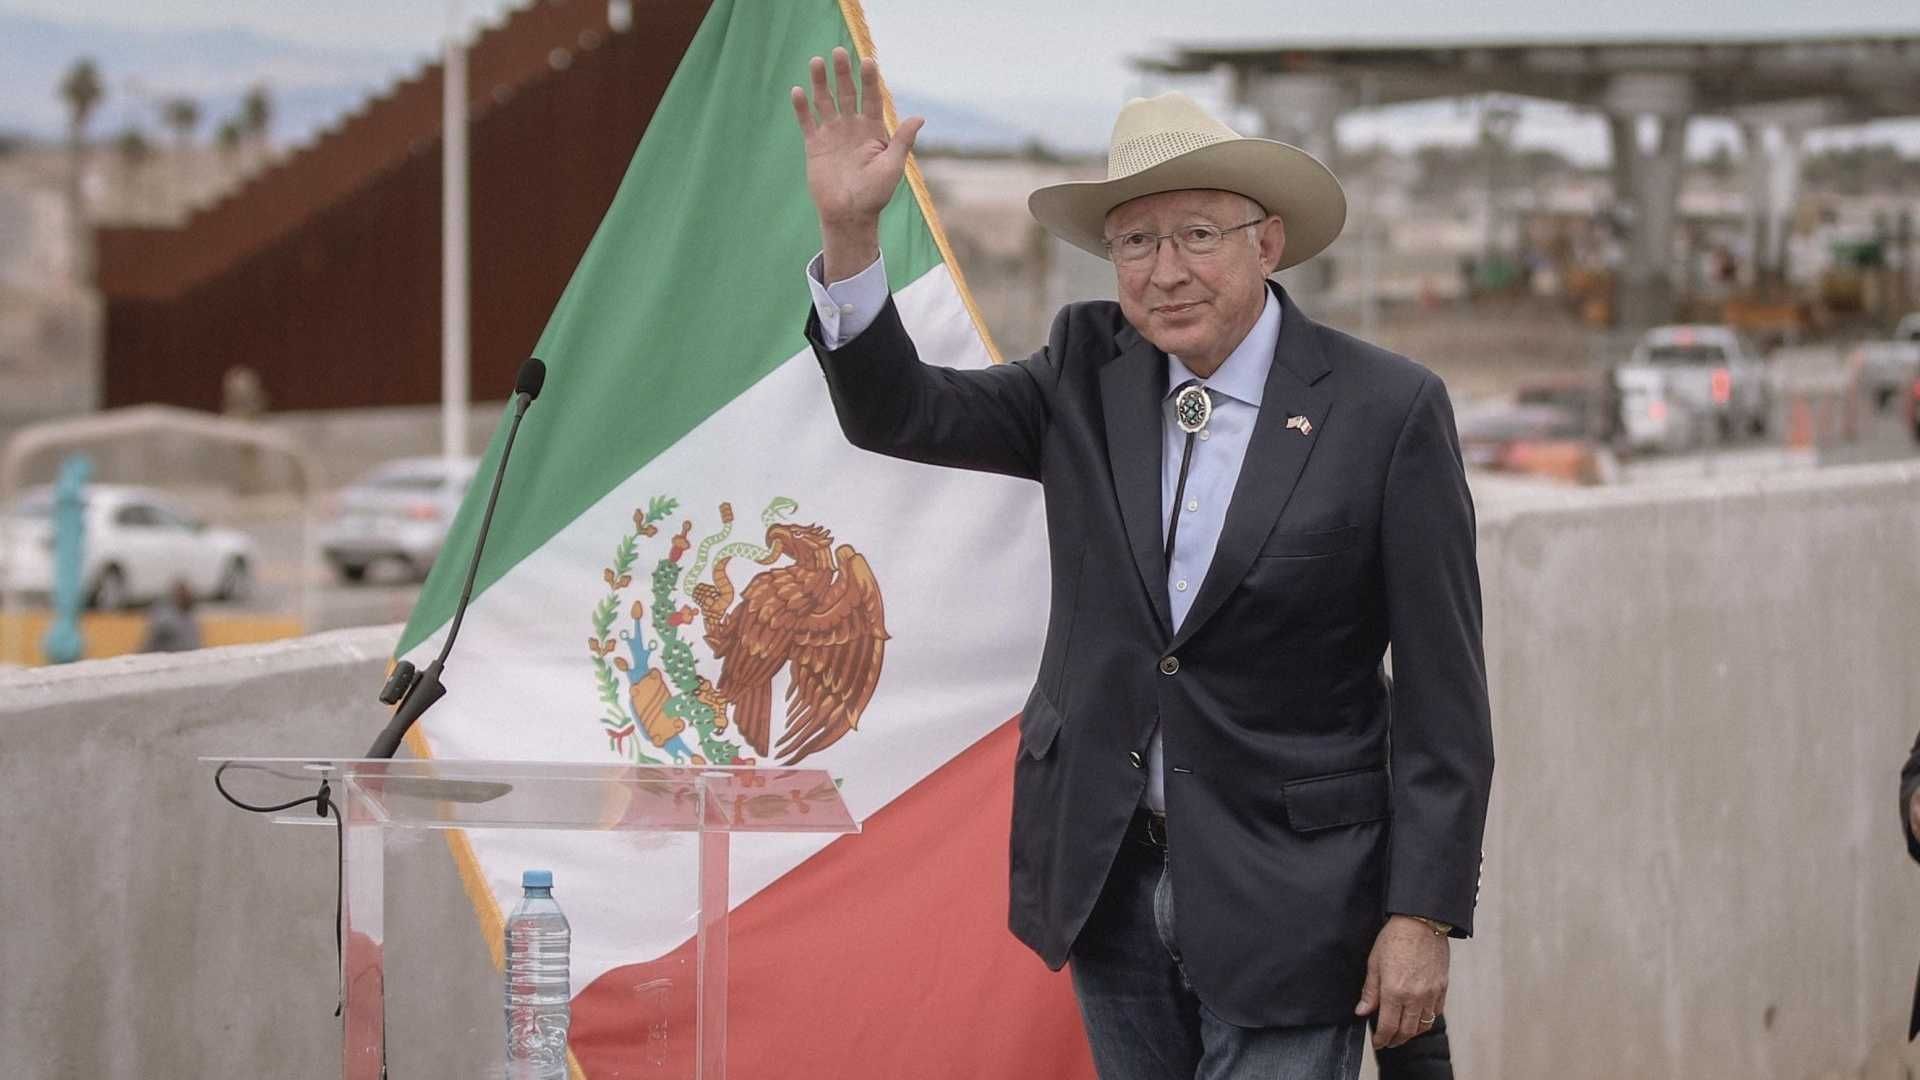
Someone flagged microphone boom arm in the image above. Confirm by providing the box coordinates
[364,378,539,759]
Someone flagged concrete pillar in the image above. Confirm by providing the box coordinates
[1606,114,1637,218]
[1633,117,1688,323]
[1234,71,1355,300]
[1238,72,1352,166]
[1737,121,1770,288]
[1765,125,1806,286]
[1479,100,1521,259]
[1733,101,1837,290]
[1604,72,1695,327]
[1897,207,1915,311]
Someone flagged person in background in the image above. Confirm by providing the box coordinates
[139,580,201,653]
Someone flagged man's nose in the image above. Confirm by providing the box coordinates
[1147,237,1191,289]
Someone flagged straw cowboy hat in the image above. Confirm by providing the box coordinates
[1028,91,1347,272]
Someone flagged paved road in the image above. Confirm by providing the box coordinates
[228,519,423,632]
[1820,394,1919,467]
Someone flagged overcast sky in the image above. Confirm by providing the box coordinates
[10,0,1918,59]
[4,0,1918,157]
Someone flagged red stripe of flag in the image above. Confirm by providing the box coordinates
[569,719,1096,1078]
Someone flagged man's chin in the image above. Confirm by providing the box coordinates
[1143,327,1208,360]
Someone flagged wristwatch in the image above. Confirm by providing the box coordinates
[1409,915,1452,937]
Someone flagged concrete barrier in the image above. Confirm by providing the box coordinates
[3,463,1918,1078]
[1451,461,1920,1078]
[0,625,496,1080]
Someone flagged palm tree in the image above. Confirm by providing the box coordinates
[57,58,104,279]
[160,96,201,207]
[161,96,200,147]
[59,59,104,141]
[216,118,243,169]
[239,83,273,173]
[115,128,152,168]
[115,127,154,208]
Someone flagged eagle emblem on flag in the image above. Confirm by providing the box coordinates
[587,496,888,767]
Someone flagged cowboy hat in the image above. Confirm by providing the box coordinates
[1027,92,1346,272]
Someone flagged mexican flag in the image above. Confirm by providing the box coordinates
[394,1,1092,1075]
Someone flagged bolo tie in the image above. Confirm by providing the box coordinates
[1165,381,1212,566]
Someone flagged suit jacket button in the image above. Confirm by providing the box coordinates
[1158,656,1180,675]
[1129,751,1143,768]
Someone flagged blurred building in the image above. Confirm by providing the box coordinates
[1139,33,1920,327]
[913,138,1918,407]
[7,7,1917,454]
[0,134,262,442]
[916,154,1109,355]
[0,145,97,439]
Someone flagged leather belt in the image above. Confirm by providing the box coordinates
[1128,807,1168,850]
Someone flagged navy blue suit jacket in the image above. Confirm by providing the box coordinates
[807,282,1494,1027]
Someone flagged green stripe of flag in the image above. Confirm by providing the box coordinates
[399,0,944,655]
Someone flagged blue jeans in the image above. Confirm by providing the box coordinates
[1069,816,1364,1080]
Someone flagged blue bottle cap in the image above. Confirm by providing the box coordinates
[522,869,553,889]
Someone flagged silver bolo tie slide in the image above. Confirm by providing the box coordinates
[1165,383,1212,565]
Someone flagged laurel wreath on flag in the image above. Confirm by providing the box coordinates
[590,501,663,762]
[589,495,746,766]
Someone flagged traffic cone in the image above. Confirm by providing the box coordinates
[1786,395,1813,449]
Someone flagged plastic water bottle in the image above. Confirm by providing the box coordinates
[504,869,572,1079]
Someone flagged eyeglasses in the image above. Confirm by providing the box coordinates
[1104,218,1265,266]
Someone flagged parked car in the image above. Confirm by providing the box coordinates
[320,456,479,583]
[1621,324,1773,441]
[1514,372,1616,442]
[0,484,256,609]
[1851,311,1920,411]
[1614,365,1705,455]
[1457,402,1613,484]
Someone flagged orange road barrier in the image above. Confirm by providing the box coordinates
[1786,397,1815,449]
[0,611,303,666]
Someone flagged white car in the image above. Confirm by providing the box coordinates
[1623,325,1773,441]
[1615,365,1705,454]
[320,457,479,583]
[0,485,257,609]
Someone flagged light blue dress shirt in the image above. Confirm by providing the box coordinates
[1151,289,1278,811]
[808,254,1280,814]
[807,252,889,348]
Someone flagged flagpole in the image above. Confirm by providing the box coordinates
[442,0,470,468]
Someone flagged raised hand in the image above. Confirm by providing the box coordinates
[791,47,924,279]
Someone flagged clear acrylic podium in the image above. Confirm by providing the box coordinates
[208,758,857,1079]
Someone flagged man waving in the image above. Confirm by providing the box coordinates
[794,47,1493,1080]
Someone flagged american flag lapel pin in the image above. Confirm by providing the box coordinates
[1285,415,1313,436]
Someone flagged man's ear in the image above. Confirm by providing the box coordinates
[1260,216,1288,275]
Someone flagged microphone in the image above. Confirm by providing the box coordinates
[364,357,548,759]
[513,356,546,402]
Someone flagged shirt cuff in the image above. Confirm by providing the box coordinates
[806,251,888,349]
